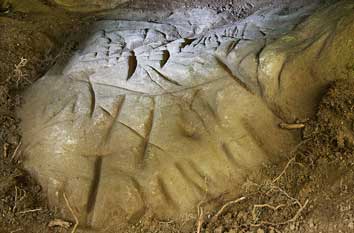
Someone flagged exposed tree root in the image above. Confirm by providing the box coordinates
[63,193,79,233]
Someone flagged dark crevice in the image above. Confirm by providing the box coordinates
[86,157,103,225]
[160,50,170,67]
[180,38,197,49]
[87,78,96,118]
[127,51,138,80]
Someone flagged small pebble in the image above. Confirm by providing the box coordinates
[309,219,315,228]
[290,223,296,230]
[214,226,224,233]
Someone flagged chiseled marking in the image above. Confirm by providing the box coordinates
[187,160,207,181]
[277,57,288,91]
[87,78,96,118]
[238,49,256,67]
[43,96,77,125]
[128,176,147,223]
[71,95,79,114]
[148,66,182,86]
[157,176,179,209]
[203,100,220,124]
[175,163,205,195]
[117,119,166,152]
[127,51,138,81]
[130,176,145,201]
[193,37,204,47]
[241,118,270,158]
[221,142,242,168]
[144,69,166,90]
[93,81,148,95]
[226,39,239,55]
[180,38,197,49]
[255,41,266,96]
[189,90,211,134]
[316,31,335,58]
[241,23,248,38]
[154,29,168,40]
[103,96,126,144]
[160,50,170,68]
[214,55,253,94]
[231,25,238,37]
[86,157,103,225]
[99,106,113,117]
[141,98,156,162]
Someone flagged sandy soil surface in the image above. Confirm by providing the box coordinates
[0,2,84,232]
[1,0,353,233]
[125,0,321,19]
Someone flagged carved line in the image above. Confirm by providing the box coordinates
[175,162,205,195]
[104,96,126,145]
[148,65,182,87]
[214,55,253,94]
[127,51,138,81]
[221,142,241,169]
[86,157,103,225]
[87,78,96,118]
[157,176,179,209]
[141,97,156,163]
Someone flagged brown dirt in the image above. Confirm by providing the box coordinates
[1,1,354,233]
[125,0,322,19]
[0,3,84,233]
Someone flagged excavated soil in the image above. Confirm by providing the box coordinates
[125,0,320,19]
[0,3,83,232]
[1,1,354,233]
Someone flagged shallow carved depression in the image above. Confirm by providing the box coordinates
[18,1,354,232]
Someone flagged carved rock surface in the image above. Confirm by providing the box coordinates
[19,1,354,232]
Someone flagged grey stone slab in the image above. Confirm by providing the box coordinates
[18,1,354,231]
